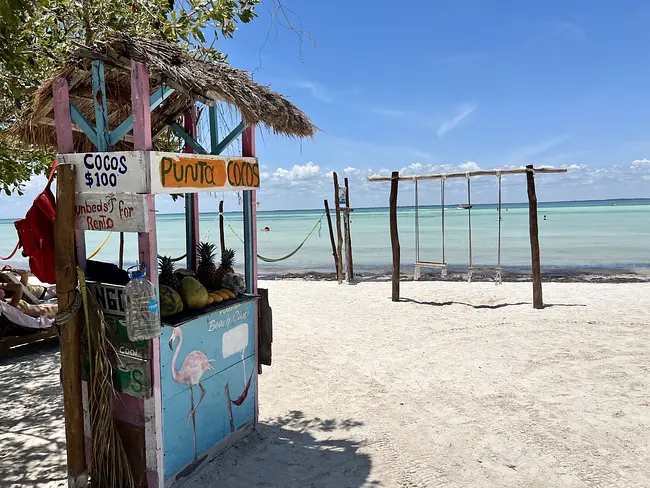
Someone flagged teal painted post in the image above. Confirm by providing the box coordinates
[91,60,110,151]
[182,109,200,272]
[209,104,219,154]
[110,86,174,146]
[213,121,246,155]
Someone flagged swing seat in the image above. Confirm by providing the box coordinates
[467,266,502,284]
[414,261,447,280]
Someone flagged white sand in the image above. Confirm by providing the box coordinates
[2,281,649,487]
[184,281,650,488]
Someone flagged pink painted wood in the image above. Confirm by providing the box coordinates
[52,77,87,267]
[182,110,200,272]
[241,125,259,423]
[131,60,164,488]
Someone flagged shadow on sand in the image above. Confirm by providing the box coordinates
[0,340,66,487]
[180,410,375,488]
[400,298,587,310]
[400,298,529,309]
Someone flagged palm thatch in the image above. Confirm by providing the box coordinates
[10,35,317,153]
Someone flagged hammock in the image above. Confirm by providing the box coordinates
[230,368,254,406]
[223,211,325,263]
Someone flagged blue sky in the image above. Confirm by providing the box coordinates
[6,0,650,217]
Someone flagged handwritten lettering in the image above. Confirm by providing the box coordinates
[160,156,227,188]
[227,160,260,188]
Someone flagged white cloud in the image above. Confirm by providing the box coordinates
[272,162,323,181]
[437,103,477,138]
[292,81,334,103]
[631,158,649,168]
[459,161,480,171]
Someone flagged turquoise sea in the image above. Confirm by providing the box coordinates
[1,199,649,276]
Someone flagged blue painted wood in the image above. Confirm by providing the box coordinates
[213,121,246,155]
[170,122,208,154]
[92,60,110,151]
[69,102,98,148]
[109,86,175,146]
[209,104,219,154]
[242,191,254,293]
[160,300,256,479]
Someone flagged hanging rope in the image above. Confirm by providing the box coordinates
[0,241,20,261]
[222,211,325,263]
[87,232,113,260]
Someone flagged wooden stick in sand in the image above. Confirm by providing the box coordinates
[333,172,344,284]
[219,200,225,254]
[526,165,543,309]
[344,177,354,281]
[389,171,400,302]
[324,199,339,276]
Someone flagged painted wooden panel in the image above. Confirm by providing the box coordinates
[57,151,149,194]
[149,152,260,194]
[75,192,149,232]
[85,282,153,398]
[160,300,256,479]
[88,282,127,316]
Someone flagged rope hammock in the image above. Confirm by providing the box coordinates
[87,232,113,260]
[222,211,325,263]
[0,242,20,261]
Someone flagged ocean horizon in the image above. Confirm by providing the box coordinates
[2,197,649,278]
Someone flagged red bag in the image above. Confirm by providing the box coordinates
[14,162,57,284]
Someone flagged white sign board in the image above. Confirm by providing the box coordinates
[75,193,149,232]
[149,152,260,194]
[57,151,149,194]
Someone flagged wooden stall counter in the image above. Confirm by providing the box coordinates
[160,294,258,483]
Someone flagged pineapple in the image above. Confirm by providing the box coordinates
[215,248,235,288]
[158,255,180,290]
[197,241,218,289]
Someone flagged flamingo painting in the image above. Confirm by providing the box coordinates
[169,326,214,460]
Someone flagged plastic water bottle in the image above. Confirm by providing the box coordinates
[124,264,160,341]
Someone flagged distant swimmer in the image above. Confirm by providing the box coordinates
[543,215,547,220]
[263,226,270,232]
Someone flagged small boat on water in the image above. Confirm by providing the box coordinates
[457,204,473,210]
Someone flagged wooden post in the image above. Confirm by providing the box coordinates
[183,109,200,271]
[118,232,125,269]
[323,200,338,275]
[389,171,400,302]
[332,172,344,284]
[344,178,354,280]
[131,60,164,488]
[219,200,225,254]
[52,77,87,488]
[526,165,543,309]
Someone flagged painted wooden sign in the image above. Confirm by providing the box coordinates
[57,151,149,194]
[88,282,127,317]
[149,152,260,194]
[84,282,153,398]
[75,192,149,232]
[160,299,256,479]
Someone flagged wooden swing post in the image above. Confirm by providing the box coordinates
[526,165,543,309]
[389,171,400,301]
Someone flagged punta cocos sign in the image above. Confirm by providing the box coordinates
[151,153,260,193]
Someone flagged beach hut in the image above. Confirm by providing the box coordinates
[10,35,316,487]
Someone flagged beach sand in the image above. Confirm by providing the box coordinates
[1,281,649,487]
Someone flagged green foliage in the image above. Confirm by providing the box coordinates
[0,0,260,194]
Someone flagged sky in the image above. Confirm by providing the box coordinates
[4,0,650,217]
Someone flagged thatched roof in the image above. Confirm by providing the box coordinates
[11,35,317,153]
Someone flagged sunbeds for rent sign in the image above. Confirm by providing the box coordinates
[149,152,260,193]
